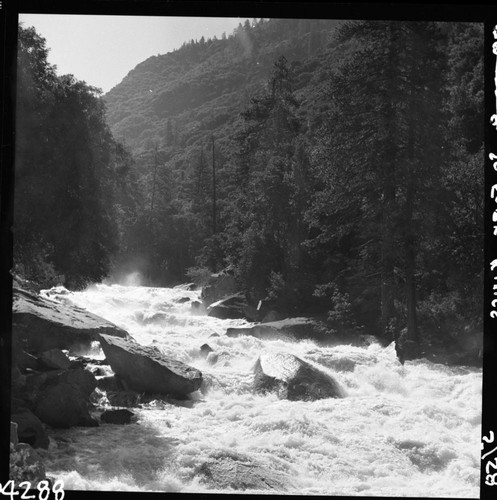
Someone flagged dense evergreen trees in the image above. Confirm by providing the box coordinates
[15,19,483,354]
[14,25,137,288]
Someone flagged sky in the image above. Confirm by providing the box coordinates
[19,15,250,93]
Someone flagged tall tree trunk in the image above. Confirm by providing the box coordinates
[211,135,217,235]
[404,176,419,343]
[405,44,419,345]
[380,22,397,341]
[381,182,396,339]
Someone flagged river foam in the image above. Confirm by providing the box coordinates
[39,284,482,496]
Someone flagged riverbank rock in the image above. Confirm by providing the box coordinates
[100,409,135,424]
[201,272,238,307]
[40,348,72,370]
[207,294,248,320]
[253,352,344,401]
[9,442,47,484]
[196,451,293,492]
[11,409,49,449]
[12,287,129,354]
[23,368,98,428]
[99,334,203,397]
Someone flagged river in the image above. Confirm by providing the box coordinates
[37,282,482,496]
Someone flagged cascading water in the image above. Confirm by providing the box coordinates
[36,283,482,496]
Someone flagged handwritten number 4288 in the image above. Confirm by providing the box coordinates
[0,480,64,500]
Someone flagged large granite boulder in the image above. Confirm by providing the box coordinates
[196,451,293,492]
[12,286,129,354]
[23,368,98,429]
[99,334,202,397]
[34,383,97,428]
[227,317,326,342]
[201,272,238,307]
[207,294,248,320]
[253,351,344,401]
[25,368,97,399]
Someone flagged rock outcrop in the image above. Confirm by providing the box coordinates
[99,334,203,397]
[12,287,129,354]
[200,272,238,307]
[207,294,248,320]
[24,368,98,428]
[253,351,344,401]
[196,451,294,492]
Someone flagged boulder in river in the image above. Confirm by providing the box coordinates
[12,286,130,354]
[34,382,98,428]
[23,368,98,428]
[200,344,213,357]
[175,296,191,304]
[207,293,248,320]
[200,272,238,307]
[100,409,135,425]
[99,334,203,397]
[196,450,294,492]
[253,351,344,401]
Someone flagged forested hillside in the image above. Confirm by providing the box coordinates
[15,18,483,360]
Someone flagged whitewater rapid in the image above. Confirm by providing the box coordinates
[36,283,482,496]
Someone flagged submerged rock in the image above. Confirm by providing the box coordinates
[200,344,213,357]
[106,390,142,408]
[196,451,293,492]
[12,287,129,354]
[191,301,206,314]
[175,296,191,304]
[99,334,203,397]
[100,409,135,425]
[253,351,344,401]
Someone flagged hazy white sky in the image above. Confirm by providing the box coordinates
[19,15,250,93]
